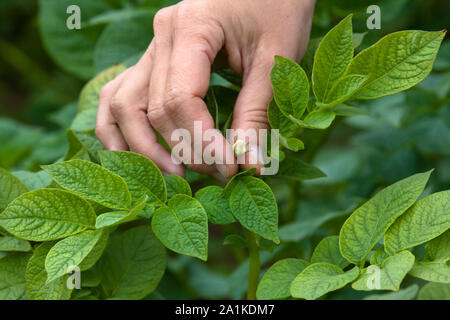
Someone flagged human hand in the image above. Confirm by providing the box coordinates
[95,0,315,178]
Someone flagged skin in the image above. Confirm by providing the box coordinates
[96,0,316,178]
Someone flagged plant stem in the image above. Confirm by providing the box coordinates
[243,228,260,300]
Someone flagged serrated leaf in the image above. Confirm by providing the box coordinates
[370,247,389,266]
[45,229,106,282]
[0,236,32,252]
[418,282,450,300]
[290,263,359,300]
[385,191,450,255]
[339,170,431,264]
[0,189,96,241]
[352,251,415,291]
[95,195,148,229]
[99,226,166,299]
[312,14,353,102]
[12,170,52,191]
[256,258,309,300]
[311,236,349,269]
[229,176,279,243]
[320,75,368,107]
[346,30,445,99]
[195,186,235,225]
[164,175,191,199]
[364,284,419,300]
[409,260,450,283]
[152,195,208,261]
[99,151,166,206]
[271,56,309,119]
[43,160,131,210]
[0,253,31,299]
[0,168,29,211]
[277,153,326,181]
[26,242,70,300]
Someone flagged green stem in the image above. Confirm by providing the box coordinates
[243,228,260,300]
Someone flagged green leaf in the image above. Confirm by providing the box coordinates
[99,226,166,299]
[289,110,336,129]
[353,32,367,49]
[340,170,432,264]
[346,30,445,99]
[12,170,52,191]
[352,251,415,291]
[229,176,279,243]
[39,0,113,79]
[45,229,107,282]
[78,65,126,114]
[370,247,390,266]
[280,136,304,152]
[223,169,256,198]
[42,160,131,210]
[290,263,359,300]
[256,258,309,300]
[385,190,450,254]
[195,186,235,225]
[320,75,368,107]
[418,282,450,300]
[0,168,29,211]
[0,253,31,299]
[95,195,148,229]
[425,230,450,262]
[311,236,349,269]
[271,56,309,119]
[0,236,32,252]
[364,284,419,300]
[409,261,450,283]
[277,153,326,181]
[78,229,109,271]
[152,195,208,261]
[26,242,70,300]
[223,234,247,249]
[93,15,153,73]
[267,100,299,137]
[0,189,96,241]
[164,175,192,199]
[331,104,368,116]
[64,129,90,161]
[312,14,354,102]
[99,151,166,206]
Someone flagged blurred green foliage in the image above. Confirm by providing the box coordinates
[0,0,448,299]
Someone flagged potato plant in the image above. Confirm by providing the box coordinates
[0,2,449,301]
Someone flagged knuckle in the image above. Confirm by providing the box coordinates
[153,8,173,32]
[147,104,167,124]
[110,93,127,118]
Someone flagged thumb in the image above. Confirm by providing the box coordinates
[230,57,274,175]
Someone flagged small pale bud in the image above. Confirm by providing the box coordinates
[233,139,248,156]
